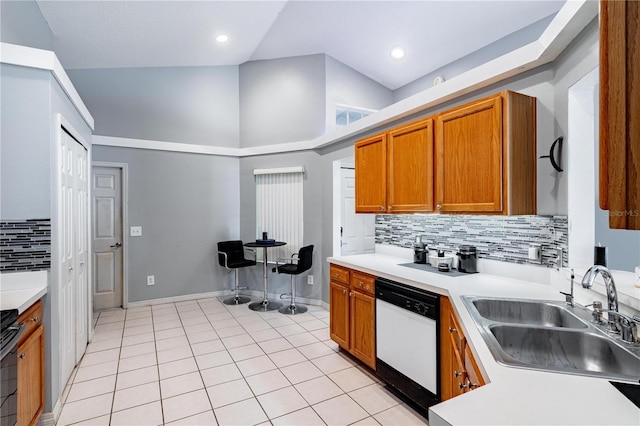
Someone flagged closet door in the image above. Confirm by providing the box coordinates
[59,130,76,387]
[59,129,89,389]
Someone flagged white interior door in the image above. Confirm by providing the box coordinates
[341,167,375,255]
[75,143,88,361]
[91,166,123,310]
[59,128,89,388]
[59,130,77,387]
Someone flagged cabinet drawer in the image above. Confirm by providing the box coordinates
[330,264,350,285]
[18,300,43,345]
[350,271,375,295]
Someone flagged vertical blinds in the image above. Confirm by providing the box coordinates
[254,167,304,262]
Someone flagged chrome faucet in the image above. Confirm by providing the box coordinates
[581,265,619,333]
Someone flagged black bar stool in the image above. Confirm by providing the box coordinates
[273,245,314,315]
[217,240,255,305]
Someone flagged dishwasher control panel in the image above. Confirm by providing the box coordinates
[375,278,439,320]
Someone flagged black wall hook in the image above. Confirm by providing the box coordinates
[539,136,563,172]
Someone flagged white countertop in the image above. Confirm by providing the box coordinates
[328,253,640,426]
[0,271,48,314]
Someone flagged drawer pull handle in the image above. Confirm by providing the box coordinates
[459,382,467,390]
[359,281,364,286]
[449,327,457,333]
[454,370,462,377]
[32,317,39,322]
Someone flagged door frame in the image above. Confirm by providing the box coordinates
[92,161,130,309]
[52,114,92,398]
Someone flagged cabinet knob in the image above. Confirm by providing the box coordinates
[387,206,391,211]
[467,380,478,390]
[449,327,457,333]
[459,382,468,390]
[18,353,26,359]
[342,289,347,294]
[437,204,442,210]
[32,316,39,322]
[454,370,462,377]
[379,206,385,211]
[349,292,353,297]
[358,281,364,286]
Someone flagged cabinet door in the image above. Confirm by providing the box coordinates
[463,345,484,392]
[330,281,350,349]
[350,290,376,369]
[599,0,640,229]
[355,133,387,213]
[388,118,434,213]
[436,95,503,213]
[17,325,45,426]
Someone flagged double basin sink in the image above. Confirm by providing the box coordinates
[462,296,640,382]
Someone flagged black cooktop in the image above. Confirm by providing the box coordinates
[0,309,18,333]
[610,381,640,409]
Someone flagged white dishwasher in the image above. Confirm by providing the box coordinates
[375,277,440,416]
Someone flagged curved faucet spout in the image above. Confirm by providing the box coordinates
[581,264,619,333]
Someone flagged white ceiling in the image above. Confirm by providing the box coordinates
[36,0,566,90]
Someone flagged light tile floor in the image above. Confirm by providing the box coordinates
[57,297,429,426]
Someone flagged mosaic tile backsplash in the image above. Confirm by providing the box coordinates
[376,215,568,268]
[1,219,51,272]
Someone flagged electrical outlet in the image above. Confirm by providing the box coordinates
[147,275,155,286]
[307,275,314,285]
[131,226,142,237]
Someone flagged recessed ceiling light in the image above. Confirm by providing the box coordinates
[390,46,405,60]
[215,33,229,44]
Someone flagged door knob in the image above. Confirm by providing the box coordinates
[110,242,122,248]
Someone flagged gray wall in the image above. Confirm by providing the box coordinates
[1,61,93,413]
[238,151,326,303]
[325,55,394,130]
[67,66,240,147]
[1,64,51,219]
[0,0,53,51]
[91,146,241,303]
[392,14,554,102]
[239,54,326,148]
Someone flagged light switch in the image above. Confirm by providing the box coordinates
[130,226,142,237]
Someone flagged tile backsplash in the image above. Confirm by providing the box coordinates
[376,215,568,268]
[0,219,51,272]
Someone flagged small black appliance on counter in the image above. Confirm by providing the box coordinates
[413,237,428,264]
[457,245,478,273]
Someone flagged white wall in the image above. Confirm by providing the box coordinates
[0,0,53,51]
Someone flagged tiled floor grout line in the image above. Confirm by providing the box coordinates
[60,298,423,426]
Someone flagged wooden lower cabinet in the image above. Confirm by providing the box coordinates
[440,296,484,401]
[329,264,376,369]
[17,301,45,426]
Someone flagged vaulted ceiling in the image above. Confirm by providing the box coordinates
[37,0,565,90]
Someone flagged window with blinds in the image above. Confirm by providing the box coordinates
[254,166,304,262]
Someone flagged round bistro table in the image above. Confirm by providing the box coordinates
[244,241,286,312]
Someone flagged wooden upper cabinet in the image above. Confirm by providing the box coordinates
[435,91,536,215]
[355,133,387,213]
[436,95,503,213]
[599,0,640,229]
[388,118,434,213]
[355,117,434,213]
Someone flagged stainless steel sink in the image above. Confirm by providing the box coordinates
[488,325,640,380]
[471,298,588,329]
[461,296,640,382]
